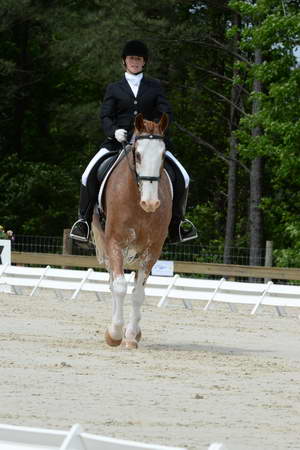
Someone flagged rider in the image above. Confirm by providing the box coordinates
[70,39,197,244]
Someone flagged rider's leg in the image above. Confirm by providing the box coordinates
[70,148,110,242]
[166,151,198,244]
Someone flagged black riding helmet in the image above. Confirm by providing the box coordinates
[122,40,149,63]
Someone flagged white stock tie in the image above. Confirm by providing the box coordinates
[125,72,143,97]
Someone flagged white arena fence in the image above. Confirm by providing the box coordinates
[0,423,187,450]
[1,264,300,316]
[0,423,226,450]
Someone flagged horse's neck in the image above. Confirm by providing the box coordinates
[120,152,138,189]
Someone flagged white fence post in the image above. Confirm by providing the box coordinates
[30,265,51,296]
[203,277,226,311]
[157,274,180,307]
[71,268,94,300]
[60,424,84,450]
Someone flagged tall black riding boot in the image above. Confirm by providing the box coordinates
[70,150,119,242]
[165,156,198,244]
[70,184,95,242]
[168,187,198,244]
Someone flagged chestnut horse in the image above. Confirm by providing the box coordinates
[92,113,172,349]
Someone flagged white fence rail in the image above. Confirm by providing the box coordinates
[0,423,187,450]
[1,264,300,316]
[155,276,300,316]
[0,264,119,300]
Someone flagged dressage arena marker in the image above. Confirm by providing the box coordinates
[0,423,188,450]
[0,239,11,265]
[1,263,300,316]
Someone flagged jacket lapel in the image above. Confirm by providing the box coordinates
[119,76,135,98]
[137,77,148,98]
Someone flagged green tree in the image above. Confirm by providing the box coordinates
[230,0,300,262]
[1,0,233,240]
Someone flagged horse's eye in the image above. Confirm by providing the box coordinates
[136,152,141,164]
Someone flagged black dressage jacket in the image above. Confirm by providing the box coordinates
[100,75,173,151]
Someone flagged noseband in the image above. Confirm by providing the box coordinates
[132,134,166,183]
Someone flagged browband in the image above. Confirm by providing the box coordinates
[135,134,164,141]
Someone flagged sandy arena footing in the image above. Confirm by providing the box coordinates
[0,290,299,450]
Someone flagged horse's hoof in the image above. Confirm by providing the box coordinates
[124,328,142,343]
[105,329,122,347]
[125,340,138,350]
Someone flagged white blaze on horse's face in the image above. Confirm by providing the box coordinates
[136,137,165,213]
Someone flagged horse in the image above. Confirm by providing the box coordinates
[92,113,172,349]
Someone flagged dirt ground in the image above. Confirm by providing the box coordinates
[0,289,300,450]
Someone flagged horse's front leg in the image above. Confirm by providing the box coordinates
[105,245,127,347]
[124,268,146,349]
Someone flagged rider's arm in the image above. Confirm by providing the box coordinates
[100,84,118,138]
[155,81,173,125]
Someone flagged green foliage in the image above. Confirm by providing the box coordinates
[0,0,231,238]
[0,155,76,235]
[186,203,225,245]
[275,218,300,268]
[229,0,300,253]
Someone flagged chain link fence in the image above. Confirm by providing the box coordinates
[11,234,267,266]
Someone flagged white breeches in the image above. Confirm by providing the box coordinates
[81,148,110,186]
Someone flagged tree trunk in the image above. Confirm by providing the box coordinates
[224,136,238,263]
[249,48,264,266]
[223,11,241,264]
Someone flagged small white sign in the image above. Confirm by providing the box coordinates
[0,239,11,265]
[151,260,174,277]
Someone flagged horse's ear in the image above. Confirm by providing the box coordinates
[135,113,145,133]
[159,113,169,134]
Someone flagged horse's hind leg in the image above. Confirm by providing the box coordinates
[124,269,146,349]
[105,272,128,346]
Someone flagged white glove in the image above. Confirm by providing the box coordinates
[114,129,128,143]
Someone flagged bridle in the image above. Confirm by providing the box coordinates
[124,133,166,185]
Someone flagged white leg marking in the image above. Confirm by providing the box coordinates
[125,270,145,340]
[109,275,127,340]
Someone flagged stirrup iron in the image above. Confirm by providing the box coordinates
[69,219,90,242]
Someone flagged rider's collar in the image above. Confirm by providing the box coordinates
[125,72,143,84]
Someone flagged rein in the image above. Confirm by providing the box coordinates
[123,134,165,185]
